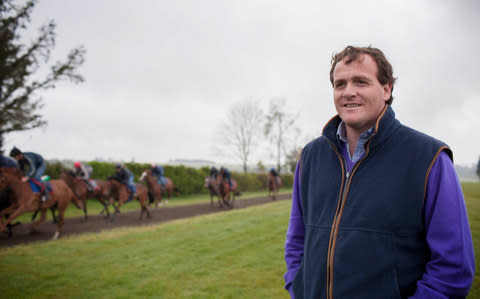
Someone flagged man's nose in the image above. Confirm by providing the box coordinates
[343,82,356,98]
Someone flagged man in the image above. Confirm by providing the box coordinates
[219,167,232,188]
[73,161,95,191]
[209,166,219,179]
[284,46,475,298]
[151,163,166,187]
[9,147,50,202]
[108,164,136,197]
[269,167,280,186]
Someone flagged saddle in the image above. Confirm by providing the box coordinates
[28,178,53,194]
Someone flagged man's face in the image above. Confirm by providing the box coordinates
[332,54,392,136]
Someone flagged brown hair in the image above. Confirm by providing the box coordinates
[329,46,397,105]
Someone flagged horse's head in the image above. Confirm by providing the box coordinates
[204,177,210,188]
[139,170,149,182]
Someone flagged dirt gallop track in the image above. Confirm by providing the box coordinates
[0,193,291,248]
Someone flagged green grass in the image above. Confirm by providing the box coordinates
[464,182,480,298]
[1,182,479,298]
[12,188,292,223]
[0,198,292,299]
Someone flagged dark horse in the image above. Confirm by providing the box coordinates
[0,167,22,237]
[215,175,239,208]
[103,179,150,222]
[60,170,111,219]
[0,168,84,239]
[204,175,222,207]
[267,173,282,201]
[139,170,179,207]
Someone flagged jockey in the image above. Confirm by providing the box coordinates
[108,164,137,196]
[9,147,49,201]
[73,161,95,191]
[269,167,280,186]
[151,163,166,187]
[219,167,232,188]
[209,166,219,179]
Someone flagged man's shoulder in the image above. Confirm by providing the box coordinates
[398,124,448,147]
[302,135,330,153]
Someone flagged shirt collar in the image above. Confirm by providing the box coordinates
[336,121,375,144]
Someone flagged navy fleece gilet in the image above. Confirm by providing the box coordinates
[293,106,451,299]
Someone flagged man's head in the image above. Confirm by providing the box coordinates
[74,161,81,168]
[330,46,396,105]
[330,46,395,136]
[9,147,23,160]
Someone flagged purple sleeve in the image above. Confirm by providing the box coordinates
[411,151,475,298]
[284,162,305,298]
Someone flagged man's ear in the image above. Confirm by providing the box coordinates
[383,82,392,102]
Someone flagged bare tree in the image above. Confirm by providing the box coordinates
[264,97,298,174]
[215,99,264,173]
[0,0,86,151]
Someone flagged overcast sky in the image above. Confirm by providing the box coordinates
[3,0,480,166]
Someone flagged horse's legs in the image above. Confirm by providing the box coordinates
[28,209,47,233]
[52,197,69,240]
[98,197,110,217]
[138,198,150,220]
[0,203,32,233]
[82,197,88,221]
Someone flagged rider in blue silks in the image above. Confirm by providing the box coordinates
[109,164,137,201]
[9,147,50,201]
[269,167,280,186]
[151,164,166,187]
[219,167,232,188]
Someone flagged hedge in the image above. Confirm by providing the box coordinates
[45,161,293,196]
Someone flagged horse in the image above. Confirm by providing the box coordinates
[59,170,111,219]
[0,168,84,239]
[204,175,222,207]
[103,179,150,222]
[0,171,21,237]
[139,170,179,207]
[215,175,239,208]
[267,173,282,201]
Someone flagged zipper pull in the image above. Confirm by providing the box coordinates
[345,171,350,180]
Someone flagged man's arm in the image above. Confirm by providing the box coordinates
[284,162,305,298]
[412,151,475,298]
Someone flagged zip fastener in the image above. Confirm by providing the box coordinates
[326,138,375,299]
[326,162,349,299]
[325,154,347,299]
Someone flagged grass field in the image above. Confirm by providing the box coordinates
[0,183,479,298]
[464,182,480,298]
[0,191,292,299]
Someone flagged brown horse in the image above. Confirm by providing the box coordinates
[139,170,179,206]
[0,168,84,239]
[267,173,282,201]
[103,179,150,222]
[204,175,222,207]
[215,175,239,208]
[59,170,110,219]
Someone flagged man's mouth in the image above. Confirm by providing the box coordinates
[344,103,361,108]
